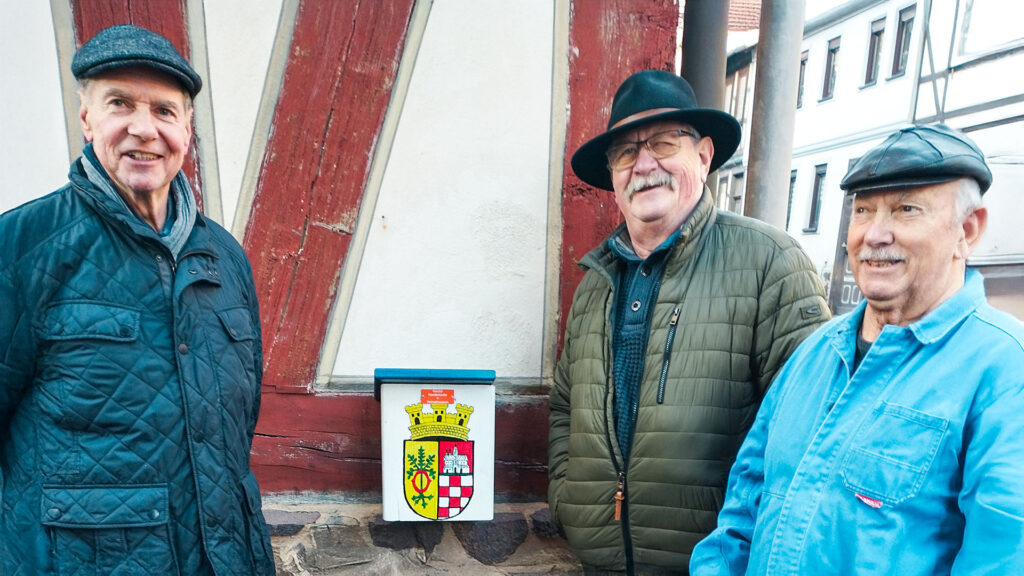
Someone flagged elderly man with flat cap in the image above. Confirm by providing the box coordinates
[547,69,829,574]
[690,124,1024,575]
[0,25,274,575]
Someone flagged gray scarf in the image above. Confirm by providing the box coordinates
[81,147,197,260]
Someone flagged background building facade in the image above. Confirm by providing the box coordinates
[723,0,1024,318]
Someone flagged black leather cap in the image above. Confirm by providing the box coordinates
[72,25,202,97]
[840,124,991,194]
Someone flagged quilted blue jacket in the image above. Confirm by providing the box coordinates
[0,158,275,575]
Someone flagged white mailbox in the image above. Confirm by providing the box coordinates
[375,368,495,521]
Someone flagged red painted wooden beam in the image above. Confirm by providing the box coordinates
[251,393,550,498]
[558,0,679,353]
[70,0,204,212]
[242,0,416,394]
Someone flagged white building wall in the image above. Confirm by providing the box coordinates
[333,0,553,379]
[787,0,1024,306]
[204,0,282,233]
[790,0,924,277]
[794,2,914,151]
[0,1,70,212]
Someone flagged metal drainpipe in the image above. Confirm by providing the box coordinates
[681,0,729,202]
[743,0,807,228]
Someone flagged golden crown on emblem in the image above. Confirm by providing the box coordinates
[405,402,474,441]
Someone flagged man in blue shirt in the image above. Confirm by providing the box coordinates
[690,124,1024,575]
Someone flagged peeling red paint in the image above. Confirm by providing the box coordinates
[558,0,680,353]
[243,0,416,394]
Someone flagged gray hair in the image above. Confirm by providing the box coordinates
[954,177,983,224]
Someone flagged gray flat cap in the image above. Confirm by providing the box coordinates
[72,24,202,97]
[840,124,991,194]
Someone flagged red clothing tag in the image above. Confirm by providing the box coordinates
[855,493,883,508]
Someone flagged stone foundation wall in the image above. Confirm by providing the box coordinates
[266,501,581,575]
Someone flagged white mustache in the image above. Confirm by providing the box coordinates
[858,247,906,262]
[626,172,677,199]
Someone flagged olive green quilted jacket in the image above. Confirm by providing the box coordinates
[548,191,830,573]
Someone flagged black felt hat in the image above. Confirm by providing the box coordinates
[840,124,991,194]
[570,69,741,191]
[72,24,202,97]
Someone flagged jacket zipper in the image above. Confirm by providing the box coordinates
[602,291,635,573]
[614,471,625,520]
[657,305,681,404]
[602,327,635,573]
[618,471,635,575]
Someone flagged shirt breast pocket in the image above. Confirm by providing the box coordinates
[840,402,948,505]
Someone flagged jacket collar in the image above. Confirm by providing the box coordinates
[663,187,716,277]
[68,157,214,262]
[580,186,717,279]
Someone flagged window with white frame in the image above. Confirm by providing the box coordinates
[805,164,827,233]
[891,5,915,77]
[797,50,808,108]
[729,173,745,214]
[865,18,885,85]
[731,66,750,122]
[956,0,1024,59]
[822,37,840,100]
[786,169,797,230]
[717,175,730,211]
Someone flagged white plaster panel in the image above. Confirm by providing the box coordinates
[203,0,281,231]
[0,1,70,214]
[334,0,553,378]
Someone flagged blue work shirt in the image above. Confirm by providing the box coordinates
[691,269,1024,575]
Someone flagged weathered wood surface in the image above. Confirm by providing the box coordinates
[252,394,550,498]
[558,0,679,352]
[243,0,416,394]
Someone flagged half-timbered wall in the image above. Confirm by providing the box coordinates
[3,0,680,500]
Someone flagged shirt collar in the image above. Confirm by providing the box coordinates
[607,224,682,264]
[831,268,986,350]
[907,268,987,344]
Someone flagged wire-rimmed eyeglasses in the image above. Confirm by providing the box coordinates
[605,129,700,171]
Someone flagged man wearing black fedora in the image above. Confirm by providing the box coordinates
[0,25,274,575]
[548,69,829,573]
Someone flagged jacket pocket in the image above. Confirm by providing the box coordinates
[211,305,259,422]
[241,471,275,575]
[36,301,140,342]
[41,484,179,575]
[33,302,142,436]
[215,305,256,343]
[840,402,948,505]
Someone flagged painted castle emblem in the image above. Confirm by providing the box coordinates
[403,391,475,520]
